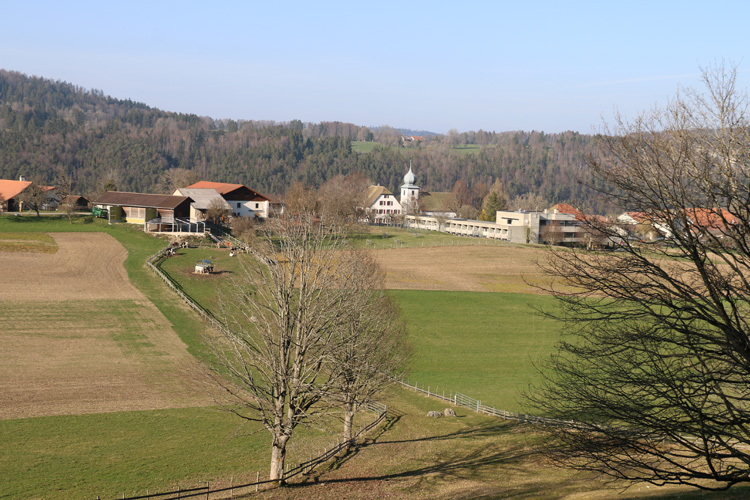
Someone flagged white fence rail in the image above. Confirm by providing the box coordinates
[395,378,580,428]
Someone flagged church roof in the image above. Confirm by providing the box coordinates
[402,165,417,188]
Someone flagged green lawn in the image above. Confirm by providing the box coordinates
[351,140,379,153]
[391,290,561,413]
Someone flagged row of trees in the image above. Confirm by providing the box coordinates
[214,212,409,482]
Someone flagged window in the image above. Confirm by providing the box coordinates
[255,203,260,209]
[236,202,241,208]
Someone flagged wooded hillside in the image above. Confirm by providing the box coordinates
[0,70,610,212]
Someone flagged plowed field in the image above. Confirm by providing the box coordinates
[0,233,212,419]
[375,245,553,293]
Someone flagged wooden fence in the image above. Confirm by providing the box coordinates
[395,378,580,428]
[98,402,387,500]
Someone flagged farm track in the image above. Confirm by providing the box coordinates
[0,233,213,419]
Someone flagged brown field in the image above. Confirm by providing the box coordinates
[0,233,213,420]
[375,245,554,293]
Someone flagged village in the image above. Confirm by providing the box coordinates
[0,167,737,248]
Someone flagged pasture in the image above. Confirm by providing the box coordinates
[1,215,745,499]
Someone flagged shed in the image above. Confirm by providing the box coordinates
[195,259,213,274]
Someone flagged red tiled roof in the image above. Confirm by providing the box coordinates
[187,181,269,201]
[187,181,245,195]
[0,179,32,200]
[686,208,738,230]
[550,203,585,221]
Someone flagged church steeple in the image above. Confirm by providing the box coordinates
[400,161,420,210]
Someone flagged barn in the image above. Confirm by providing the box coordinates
[91,191,201,233]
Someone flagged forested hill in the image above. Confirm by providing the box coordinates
[0,69,608,212]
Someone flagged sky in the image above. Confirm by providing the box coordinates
[2,1,749,134]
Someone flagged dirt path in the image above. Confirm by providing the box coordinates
[0,233,213,419]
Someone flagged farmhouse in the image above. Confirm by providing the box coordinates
[0,178,58,212]
[364,185,402,223]
[186,181,281,219]
[91,191,200,233]
[0,179,32,212]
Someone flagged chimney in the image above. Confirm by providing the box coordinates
[19,175,26,182]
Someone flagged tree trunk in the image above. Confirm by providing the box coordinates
[269,436,287,483]
[343,402,355,446]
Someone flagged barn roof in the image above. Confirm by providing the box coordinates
[92,191,191,209]
[187,181,269,201]
[173,188,232,211]
[0,179,33,200]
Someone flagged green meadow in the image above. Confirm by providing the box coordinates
[1,214,745,499]
[392,290,560,412]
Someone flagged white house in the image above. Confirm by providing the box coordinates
[364,185,402,223]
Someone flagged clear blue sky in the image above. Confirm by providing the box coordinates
[2,1,748,134]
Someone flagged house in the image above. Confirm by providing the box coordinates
[91,191,197,233]
[684,208,738,239]
[617,211,673,240]
[364,185,402,223]
[172,188,232,222]
[186,181,279,219]
[0,178,58,212]
[58,195,89,211]
[0,179,33,212]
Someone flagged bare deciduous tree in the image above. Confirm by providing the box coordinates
[509,192,548,212]
[327,254,410,444]
[530,63,750,491]
[317,173,370,227]
[18,180,50,217]
[213,213,400,483]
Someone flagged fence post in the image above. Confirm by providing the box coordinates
[230,476,234,499]
[256,472,259,492]
[206,481,209,500]
[454,393,457,406]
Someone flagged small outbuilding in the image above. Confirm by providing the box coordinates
[195,259,213,274]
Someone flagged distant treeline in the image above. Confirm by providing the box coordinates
[0,69,611,213]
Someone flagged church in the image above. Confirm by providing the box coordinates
[364,164,422,223]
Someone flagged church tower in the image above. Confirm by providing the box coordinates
[400,161,420,212]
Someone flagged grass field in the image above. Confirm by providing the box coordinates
[2,215,748,499]
[0,231,57,252]
[392,290,560,412]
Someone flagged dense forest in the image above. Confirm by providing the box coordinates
[0,69,612,213]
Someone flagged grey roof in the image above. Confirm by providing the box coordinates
[173,188,232,211]
[93,191,191,209]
